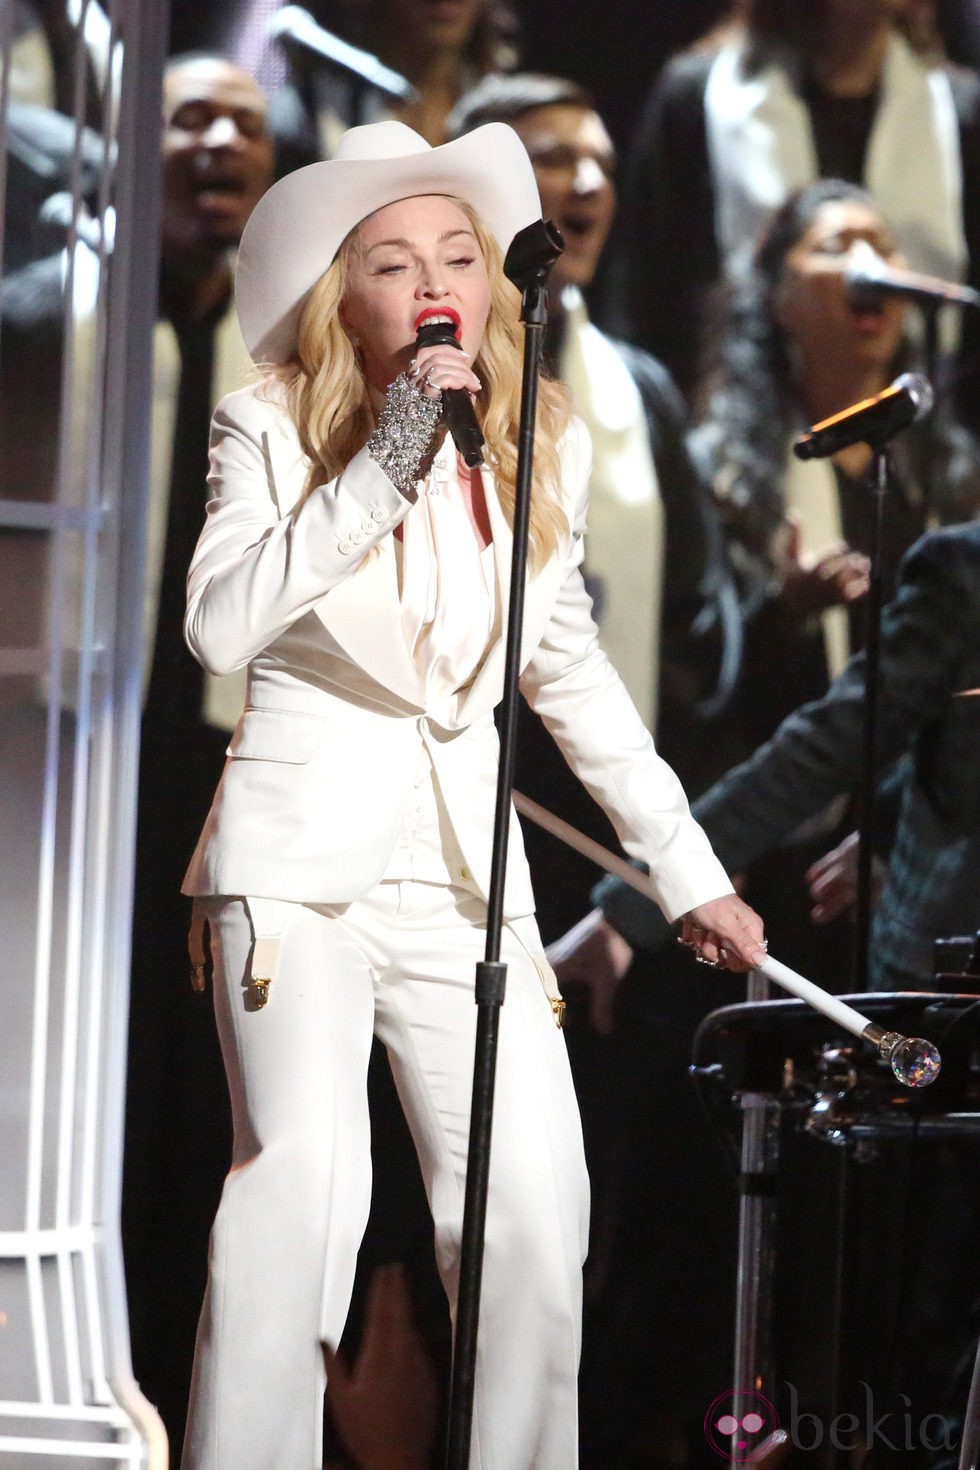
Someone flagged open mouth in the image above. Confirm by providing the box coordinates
[190,174,252,221]
[193,173,248,201]
[847,299,888,333]
[413,306,462,336]
[559,212,598,242]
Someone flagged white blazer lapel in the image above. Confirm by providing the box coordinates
[485,465,514,626]
[483,459,570,658]
[448,467,512,719]
[314,537,426,707]
[316,452,566,723]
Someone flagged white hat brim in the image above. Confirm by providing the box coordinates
[235,121,542,364]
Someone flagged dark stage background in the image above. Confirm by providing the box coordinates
[167,0,980,154]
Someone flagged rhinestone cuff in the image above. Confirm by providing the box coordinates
[367,373,442,499]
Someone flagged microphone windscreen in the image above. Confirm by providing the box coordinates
[897,371,935,420]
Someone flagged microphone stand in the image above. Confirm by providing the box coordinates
[794,374,933,986]
[269,4,419,117]
[854,444,890,989]
[445,219,564,1470]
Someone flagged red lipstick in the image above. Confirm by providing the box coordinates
[413,306,462,337]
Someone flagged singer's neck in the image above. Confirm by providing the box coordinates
[389,45,467,145]
[798,361,889,427]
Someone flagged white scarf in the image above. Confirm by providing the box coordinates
[396,438,497,708]
[782,444,850,681]
[782,433,940,683]
[704,31,966,286]
[558,286,664,728]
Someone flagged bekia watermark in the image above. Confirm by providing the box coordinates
[704,1389,779,1462]
[705,1383,956,1461]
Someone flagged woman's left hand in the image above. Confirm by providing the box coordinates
[680,893,767,972]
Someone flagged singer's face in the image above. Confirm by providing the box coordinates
[772,199,907,375]
[341,195,492,395]
[509,104,617,291]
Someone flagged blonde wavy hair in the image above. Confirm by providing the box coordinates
[273,198,571,572]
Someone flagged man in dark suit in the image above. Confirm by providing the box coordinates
[577,519,980,1468]
[591,519,980,986]
[124,54,274,1460]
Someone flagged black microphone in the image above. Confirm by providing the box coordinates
[793,372,934,461]
[846,259,980,312]
[415,319,485,468]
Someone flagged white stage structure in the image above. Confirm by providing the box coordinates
[1,0,170,1464]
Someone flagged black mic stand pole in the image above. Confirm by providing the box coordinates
[445,218,564,1470]
[854,443,890,989]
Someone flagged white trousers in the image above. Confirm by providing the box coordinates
[181,882,590,1470]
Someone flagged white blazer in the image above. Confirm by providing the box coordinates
[181,380,732,923]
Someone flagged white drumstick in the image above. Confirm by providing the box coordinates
[755,956,940,1087]
[514,790,942,1088]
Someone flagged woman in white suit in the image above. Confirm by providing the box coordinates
[178,119,766,1470]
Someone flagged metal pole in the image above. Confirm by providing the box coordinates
[445,223,562,1470]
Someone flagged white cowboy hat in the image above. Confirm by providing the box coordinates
[235,120,542,364]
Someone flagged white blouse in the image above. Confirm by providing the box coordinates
[384,446,497,888]
[397,447,497,703]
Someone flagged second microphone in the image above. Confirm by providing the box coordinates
[414,315,485,468]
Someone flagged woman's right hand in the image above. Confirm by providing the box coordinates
[408,344,482,402]
[778,521,870,619]
[806,830,886,924]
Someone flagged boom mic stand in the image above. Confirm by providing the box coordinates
[268,4,418,129]
[445,218,564,1470]
[794,375,933,989]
